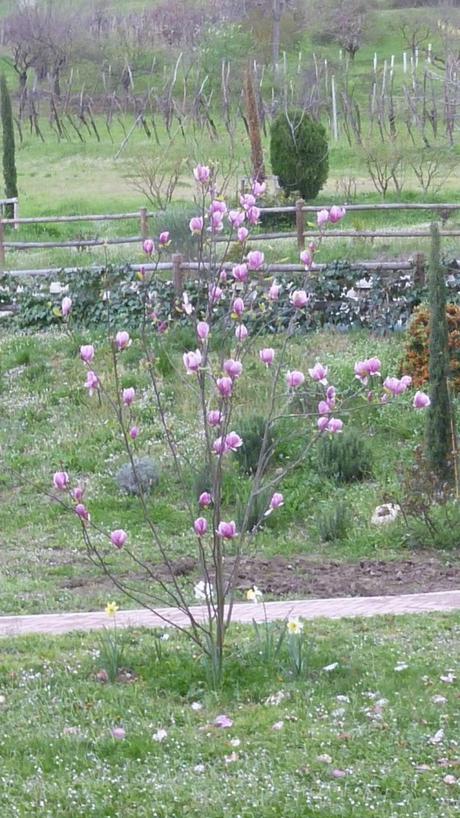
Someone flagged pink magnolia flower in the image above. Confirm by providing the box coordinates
[61,296,72,317]
[247,250,264,271]
[228,210,245,228]
[219,269,227,283]
[413,391,431,409]
[159,231,170,246]
[85,370,100,396]
[115,331,131,351]
[286,370,305,388]
[232,264,248,283]
[240,193,256,210]
[199,491,212,507]
[354,360,370,385]
[197,321,210,342]
[193,164,211,184]
[268,280,281,301]
[318,400,332,415]
[210,211,224,232]
[214,714,233,728]
[111,529,127,549]
[122,387,135,406]
[247,206,260,225]
[225,431,243,452]
[210,199,227,214]
[207,409,223,427]
[308,363,328,384]
[300,249,313,269]
[232,297,245,317]
[223,359,243,380]
[384,376,406,396]
[111,727,126,741]
[183,350,202,374]
[213,436,228,455]
[189,216,204,235]
[53,471,70,490]
[209,284,223,303]
[216,377,233,398]
[317,416,330,432]
[328,205,346,224]
[317,209,329,227]
[217,520,238,539]
[367,357,381,376]
[259,347,275,367]
[235,324,249,342]
[143,238,155,255]
[252,180,266,197]
[269,492,284,511]
[400,375,412,389]
[75,503,90,523]
[72,485,85,502]
[237,226,249,242]
[326,385,336,406]
[291,289,309,309]
[194,517,208,536]
[327,418,343,433]
[129,426,139,440]
[80,344,95,364]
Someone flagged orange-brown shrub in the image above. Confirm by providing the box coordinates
[403,304,460,392]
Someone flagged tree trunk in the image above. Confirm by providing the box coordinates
[244,63,265,182]
[272,0,282,68]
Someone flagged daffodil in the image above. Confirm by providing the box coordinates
[287,616,303,635]
[246,586,263,604]
[105,601,119,617]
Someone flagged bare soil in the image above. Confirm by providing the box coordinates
[62,552,460,600]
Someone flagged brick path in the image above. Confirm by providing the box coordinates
[1,590,459,638]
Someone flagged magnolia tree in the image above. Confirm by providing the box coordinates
[53,168,430,682]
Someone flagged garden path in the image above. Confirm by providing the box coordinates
[1,590,459,638]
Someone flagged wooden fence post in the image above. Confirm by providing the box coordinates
[414,252,425,287]
[296,198,305,249]
[13,198,19,230]
[140,207,148,240]
[0,219,5,270]
[172,253,183,294]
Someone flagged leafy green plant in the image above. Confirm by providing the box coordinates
[235,415,273,475]
[96,603,126,683]
[317,428,373,483]
[270,108,329,200]
[317,499,351,543]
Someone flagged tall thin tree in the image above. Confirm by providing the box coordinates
[0,74,18,219]
[425,222,456,485]
[244,63,265,182]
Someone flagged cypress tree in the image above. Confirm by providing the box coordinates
[425,222,455,485]
[0,74,18,219]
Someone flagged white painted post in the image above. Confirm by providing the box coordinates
[427,43,432,63]
[373,53,378,73]
[13,198,19,230]
[403,51,407,74]
[331,75,338,142]
[415,47,419,68]
[324,59,328,94]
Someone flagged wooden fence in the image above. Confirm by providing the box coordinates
[0,200,459,278]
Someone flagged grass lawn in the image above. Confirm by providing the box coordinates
[0,612,459,817]
[0,325,459,616]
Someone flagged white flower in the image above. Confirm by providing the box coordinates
[191,702,203,711]
[153,728,168,742]
[431,694,447,705]
[440,672,456,684]
[271,721,284,731]
[394,662,409,672]
[194,764,205,774]
[194,580,213,602]
[230,737,241,747]
[323,662,339,672]
[287,616,303,635]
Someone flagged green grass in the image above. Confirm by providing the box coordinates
[0,613,459,817]
[0,325,458,615]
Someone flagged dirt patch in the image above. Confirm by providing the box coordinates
[61,553,459,600]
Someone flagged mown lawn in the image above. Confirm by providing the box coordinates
[0,613,459,817]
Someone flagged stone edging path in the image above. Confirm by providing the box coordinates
[1,590,459,638]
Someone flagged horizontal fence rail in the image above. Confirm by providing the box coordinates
[0,199,459,274]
